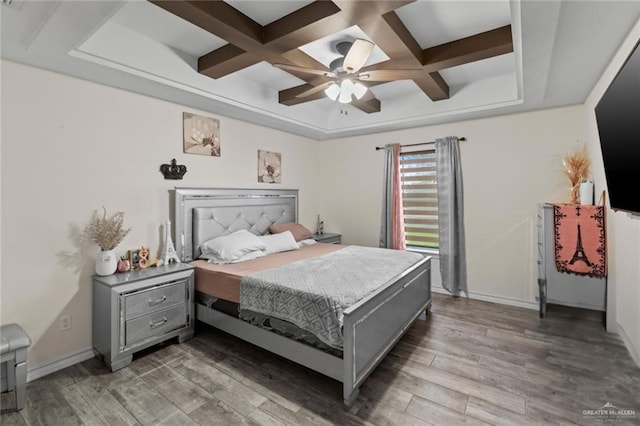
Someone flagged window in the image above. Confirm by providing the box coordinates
[400,150,438,249]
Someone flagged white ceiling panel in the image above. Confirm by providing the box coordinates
[110,1,227,57]
[224,0,315,26]
[397,0,511,49]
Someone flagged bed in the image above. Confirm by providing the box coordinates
[171,187,431,406]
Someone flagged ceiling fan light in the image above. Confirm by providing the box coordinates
[338,79,355,103]
[325,83,340,101]
[353,82,367,99]
[338,89,352,103]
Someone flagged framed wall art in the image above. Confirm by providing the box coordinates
[258,150,281,183]
[183,112,220,156]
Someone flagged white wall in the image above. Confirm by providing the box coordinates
[316,106,585,306]
[0,60,318,371]
[584,18,640,364]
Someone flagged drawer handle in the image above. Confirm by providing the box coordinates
[149,317,168,329]
[148,295,167,306]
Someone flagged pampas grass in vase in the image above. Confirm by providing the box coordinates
[86,208,132,275]
[562,145,590,204]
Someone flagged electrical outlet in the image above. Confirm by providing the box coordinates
[61,315,72,331]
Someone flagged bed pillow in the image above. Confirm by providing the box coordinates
[257,231,299,255]
[199,229,266,263]
[297,238,317,248]
[203,250,265,265]
[269,223,313,242]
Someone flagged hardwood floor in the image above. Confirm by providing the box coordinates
[2,294,639,425]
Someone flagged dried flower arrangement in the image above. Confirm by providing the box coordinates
[562,145,590,204]
[85,208,132,251]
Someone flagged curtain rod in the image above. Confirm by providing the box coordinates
[374,137,466,151]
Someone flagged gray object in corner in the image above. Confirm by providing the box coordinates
[0,323,31,410]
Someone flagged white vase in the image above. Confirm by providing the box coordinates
[95,250,117,276]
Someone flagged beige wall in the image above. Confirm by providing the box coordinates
[0,60,318,370]
[584,18,640,364]
[316,106,586,305]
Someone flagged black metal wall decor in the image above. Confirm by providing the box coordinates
[160,159,187,180]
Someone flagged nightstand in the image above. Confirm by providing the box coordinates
[313,233,342,244]
[92,263,195,371]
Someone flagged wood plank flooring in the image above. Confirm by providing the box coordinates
[2,294,639,425]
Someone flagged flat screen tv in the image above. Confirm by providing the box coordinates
[595,40,640,214]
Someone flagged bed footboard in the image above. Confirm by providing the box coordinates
[342,256,431,406]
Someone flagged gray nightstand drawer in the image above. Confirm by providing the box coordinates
[125,303,187,346]
[124,279,186,320]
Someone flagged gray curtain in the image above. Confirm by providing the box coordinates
[379,144,394,249]
[436,136,467,295]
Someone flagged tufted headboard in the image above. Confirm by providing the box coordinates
[171,188,298,262]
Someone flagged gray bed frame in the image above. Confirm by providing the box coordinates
[171,187,431,406]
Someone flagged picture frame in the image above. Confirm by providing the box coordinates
[183,112,220,156]
[258,150,282,183]
[128,249,141,270]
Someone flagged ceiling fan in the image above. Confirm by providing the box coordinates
[274,39,423,104]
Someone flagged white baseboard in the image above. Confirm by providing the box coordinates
[432,285,539,311]
[616,323,640,368]
[26,348,96,383]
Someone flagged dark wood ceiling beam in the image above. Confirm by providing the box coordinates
[379,11,423,63]
[198,45,253,79]
[263,1,342,47]
[150,1,262,46]
[422,25,513,72]
[151,0,414,113]
[414,73,449,101]
[279,83,328,106]
[197,0,413,78]
[351,96,381,114]
[151,1,268,78]
[155,0,516,113]
[357,11,450,101]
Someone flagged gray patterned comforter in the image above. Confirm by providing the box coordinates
[239,246,423,350]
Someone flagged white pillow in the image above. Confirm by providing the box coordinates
[199,230,266,262]
[204,250,265,265]
[297,238,317,248]
[257,231,299,255]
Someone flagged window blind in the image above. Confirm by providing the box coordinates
[400,150,439,249]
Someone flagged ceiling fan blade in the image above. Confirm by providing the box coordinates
[343,39,374,74]
[358,69,424,82]
[358,88,376,102]
[273,63,336,78]
[295,81,335,98]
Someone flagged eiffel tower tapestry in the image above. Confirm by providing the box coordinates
[553,204,607,277]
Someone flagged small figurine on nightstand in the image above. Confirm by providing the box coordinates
[162,219,181,264]
[138,246,150,269]
[117,256,130,273]
[317,214,324,235]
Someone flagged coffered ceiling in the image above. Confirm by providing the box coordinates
[2,1,639,140]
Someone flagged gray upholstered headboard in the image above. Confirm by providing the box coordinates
[171,188,298,262]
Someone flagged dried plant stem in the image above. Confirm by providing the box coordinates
[85,207,131,251]
[563,145,590,204]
